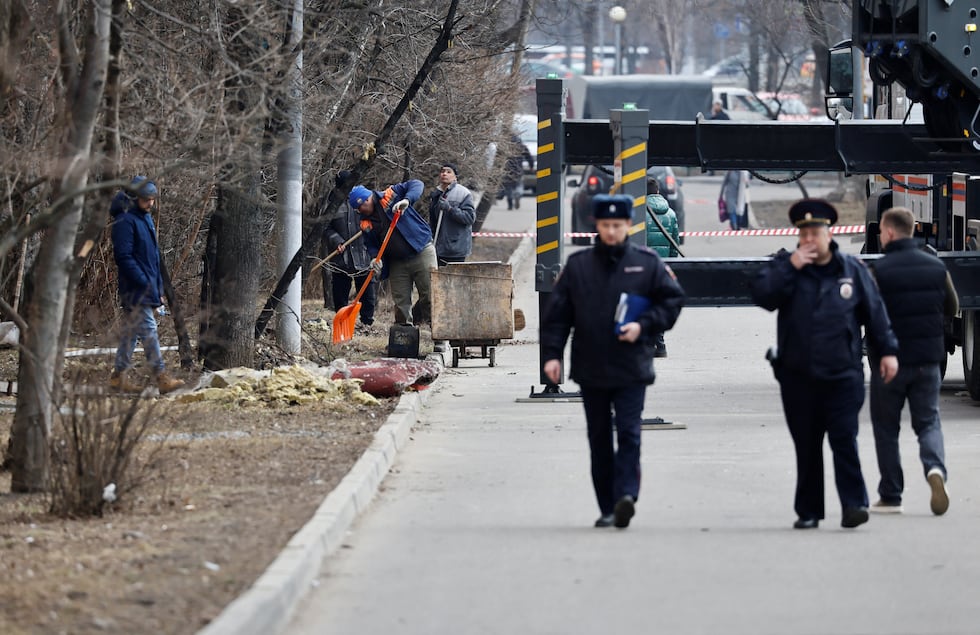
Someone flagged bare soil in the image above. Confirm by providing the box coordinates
[0,237,520,635]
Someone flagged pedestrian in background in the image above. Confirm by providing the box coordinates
[719,169,750,230]
[751,199,898,530]
[349,179,436,325]
[502,133,533,210]
[428,162,476,266]
[710,100,731,120]
[644,177,678,358]
[868,206,957,516]
[108,176,184,395]
[323,170,376,326]
[542,194,684,529]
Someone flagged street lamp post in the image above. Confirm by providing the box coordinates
[609,5,626,75]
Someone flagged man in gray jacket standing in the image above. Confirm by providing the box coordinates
[428,162,476,266]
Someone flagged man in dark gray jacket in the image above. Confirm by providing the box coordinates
[868,206,958,516]
[428,163,476,266]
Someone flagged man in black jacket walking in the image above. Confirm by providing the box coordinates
[868,207,958,516]
[541,194,685,529]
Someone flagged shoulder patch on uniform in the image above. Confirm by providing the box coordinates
[664,264,677,281]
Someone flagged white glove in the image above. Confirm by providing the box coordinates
[369,259,383,275]
[392,199,409,212]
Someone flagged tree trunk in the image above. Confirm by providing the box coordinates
[201,180,262,370]
[10,0,111,492]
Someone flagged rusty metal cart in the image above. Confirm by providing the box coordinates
[431,262,514,367]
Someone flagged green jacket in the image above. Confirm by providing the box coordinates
[645,194,679,257]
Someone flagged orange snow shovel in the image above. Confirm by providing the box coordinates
[332,206,403,343]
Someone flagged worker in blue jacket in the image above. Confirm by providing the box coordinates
[751,199,899,530]
[349,179,437,325]
[542,194,685,530]
[108,176,184,395]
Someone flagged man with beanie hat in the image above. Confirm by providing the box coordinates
[428,162,476,266]
[349,178,437,325]
[322,170,376,325]
[751,198,899,530]
[541,194,685,529]
[108,176,184,395]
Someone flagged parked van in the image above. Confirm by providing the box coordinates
[711,86,772,120]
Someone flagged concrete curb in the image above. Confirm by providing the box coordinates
[196,386,432,635]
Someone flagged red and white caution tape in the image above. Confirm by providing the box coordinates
[474,225,866,239]
[681,224,865,238]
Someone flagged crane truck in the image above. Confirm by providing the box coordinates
[529,0,980,399]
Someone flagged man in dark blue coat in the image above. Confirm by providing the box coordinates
[868,207,957,516]
[751,199,899,530]
[541,194,685,529]
[109,177,183,394]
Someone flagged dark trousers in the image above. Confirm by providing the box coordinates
[870,363,946,503]
[778,370,868,520]
[580,384,646,515]
[331,270,376,325]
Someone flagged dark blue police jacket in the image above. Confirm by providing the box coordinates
[751,241,898,381]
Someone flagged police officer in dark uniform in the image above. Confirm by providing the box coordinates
[541,194,685,529]
[751,199,899,530]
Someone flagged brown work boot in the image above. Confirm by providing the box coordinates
[108,369,142,393]
[155,371,185,395]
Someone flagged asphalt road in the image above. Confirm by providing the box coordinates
[285,183,980,635]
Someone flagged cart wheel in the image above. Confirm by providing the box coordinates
[452,348,459,368]
[489,347,496,367]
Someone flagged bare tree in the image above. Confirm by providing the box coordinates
[9,1,112,492]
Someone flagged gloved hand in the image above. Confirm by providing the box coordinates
[438,198,452,212]
[392,199,409,212]
[368,259,383,275]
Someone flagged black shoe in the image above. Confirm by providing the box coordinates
[613,495,635,528]
[841,506,869,528]
[594,514,614,528]
[654,345,667,358]
[793,518,819,529]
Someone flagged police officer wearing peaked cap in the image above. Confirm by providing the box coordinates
[541,194,685,530]
[751,198,899,530]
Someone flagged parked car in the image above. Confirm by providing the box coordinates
[513,113,538,193]
[568,164,685,246]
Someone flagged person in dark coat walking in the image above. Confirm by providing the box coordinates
[502,133,533,210]
[542,194,685,529]
[322,171,376,325]
[868,206,958,516]
[751,199,899,530]
[108,176,184,395]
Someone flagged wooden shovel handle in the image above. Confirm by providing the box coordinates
[310,230,363,275]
